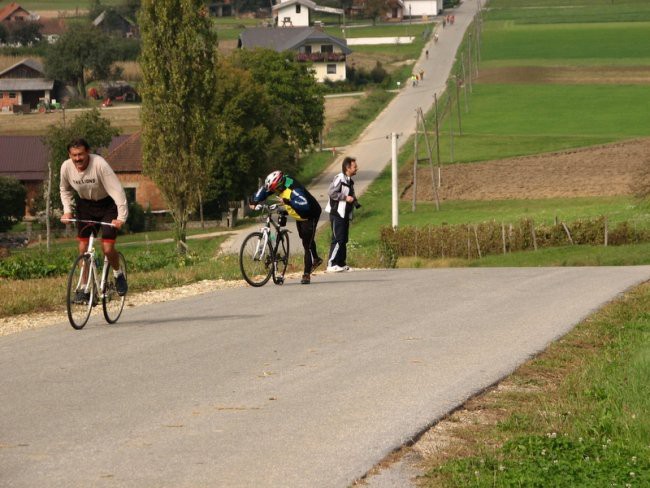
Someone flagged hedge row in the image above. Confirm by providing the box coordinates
[379,217,650,262]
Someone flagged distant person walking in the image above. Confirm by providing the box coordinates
[326,157,359,273]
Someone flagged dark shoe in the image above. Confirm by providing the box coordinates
[115,273,128,296]
[73,290,90,304]
[300,274,311,284]
[311,257,323,272]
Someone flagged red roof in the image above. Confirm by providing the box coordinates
[0,3,30,22]
[105,132,142,172]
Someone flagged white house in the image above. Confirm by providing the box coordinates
[272,0,316,27]
[239,27,351,82]
[403,0,441,18]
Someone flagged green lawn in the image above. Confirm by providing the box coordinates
[486,0,650,24]
[482,21,650,65]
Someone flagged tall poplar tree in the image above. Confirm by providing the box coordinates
[138,0,218,253]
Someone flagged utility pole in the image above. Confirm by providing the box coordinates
[391,132,399,228]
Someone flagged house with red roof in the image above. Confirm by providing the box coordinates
[0,2,34,24]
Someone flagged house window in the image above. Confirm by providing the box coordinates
[321,44,333,54]
[9,92,16,99]
[296,5,301,13]
[327,64,337,74]
[304,45,312,54]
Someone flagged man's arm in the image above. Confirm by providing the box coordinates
[97,158,128,224]
[59,162,75,220]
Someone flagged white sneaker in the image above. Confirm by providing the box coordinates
[326,265,345,273]
[341,265,351,272]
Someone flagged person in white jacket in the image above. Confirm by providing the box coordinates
[326,157,358,272]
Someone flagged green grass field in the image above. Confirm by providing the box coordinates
[486,0,650,24]
[482,21,650,65]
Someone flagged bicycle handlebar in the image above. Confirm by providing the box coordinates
[62,218,117,227]
[254,203,285,213]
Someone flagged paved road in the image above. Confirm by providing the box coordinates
[2,266,649,487]
[222,0,488,255]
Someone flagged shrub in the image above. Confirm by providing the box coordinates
[380,217,650,261]
[0,176,26,232]
[127,201,146,233]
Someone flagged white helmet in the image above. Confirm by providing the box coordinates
[264,170,284,192]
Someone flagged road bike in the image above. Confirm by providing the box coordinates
[239,204,290,287]
[64,219,127,329]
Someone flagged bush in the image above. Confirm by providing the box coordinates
[380,217,650,260]
[0,176,26,232]
[127,201,146,233]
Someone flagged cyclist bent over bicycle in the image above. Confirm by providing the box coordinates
[60,138,129,300]
[249,171,322,284]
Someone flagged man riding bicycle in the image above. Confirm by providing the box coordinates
[60,138,129,301]
[249,170,322,285]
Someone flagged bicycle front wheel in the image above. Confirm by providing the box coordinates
[273,230,290,284]
[66,254,94,330]
[240,232,273,287]
[103,252,127,324]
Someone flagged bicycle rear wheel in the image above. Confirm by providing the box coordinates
[240,232,273,287]
[103,252,127,324]
[273,230,290,285]
[66,254,94,330]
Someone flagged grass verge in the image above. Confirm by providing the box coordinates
[420,281,650,487]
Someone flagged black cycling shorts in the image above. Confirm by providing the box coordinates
[76,197,119,242]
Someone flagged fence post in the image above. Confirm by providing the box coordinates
[502,222,507,254]
[604,216,608,247]
[473,225,482,258]
[562,222,574,245]
[531,220,538,251]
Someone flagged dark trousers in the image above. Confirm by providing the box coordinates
[296,216,320,274]
[328,213,350,267]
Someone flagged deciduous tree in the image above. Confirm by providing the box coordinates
[44,23,119,98]
[230,49,324,170]
[138,0,219,253]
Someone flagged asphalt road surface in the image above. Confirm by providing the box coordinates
[2,266,649,487]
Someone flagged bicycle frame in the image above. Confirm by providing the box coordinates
[66,218,115,300]
[254,205,286,274]
[75,232,110,300]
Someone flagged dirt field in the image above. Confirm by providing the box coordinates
[403,138,650,201]
[476,66,650,85]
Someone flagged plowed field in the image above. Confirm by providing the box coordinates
[404,138,650,201]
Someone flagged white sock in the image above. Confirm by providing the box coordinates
[113,269,123,278]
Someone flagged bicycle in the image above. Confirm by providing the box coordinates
[64,219,127,330]
[239,204,291,287]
